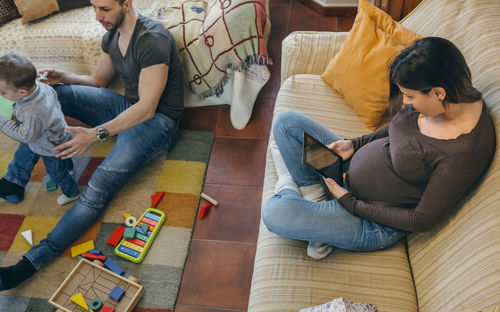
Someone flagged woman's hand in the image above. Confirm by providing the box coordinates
[55,127,96,159]
[38,69,66,86]
[323,176,348,199]
[327,140,354,160]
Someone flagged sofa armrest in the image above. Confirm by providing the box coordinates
[281,31,348,84]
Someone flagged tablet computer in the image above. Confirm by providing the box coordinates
[302,132,343,186]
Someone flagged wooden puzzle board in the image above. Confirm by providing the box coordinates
[49,259,143,312]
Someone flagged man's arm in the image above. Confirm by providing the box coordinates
[42,53,116,88]
[55,63,169,159]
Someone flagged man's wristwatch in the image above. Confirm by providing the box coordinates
[96,125,109,141]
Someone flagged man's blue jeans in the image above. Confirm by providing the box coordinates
[23,85,179,270]
[4,143,79,199]
[262,111,406,252]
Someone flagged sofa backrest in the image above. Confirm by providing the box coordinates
[400,1,500,311]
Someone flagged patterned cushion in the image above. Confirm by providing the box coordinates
[0,0,20,26]
[400,0,500,311]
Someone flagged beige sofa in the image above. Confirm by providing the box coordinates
[248,0,500,311]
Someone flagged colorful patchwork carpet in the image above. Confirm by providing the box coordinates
[0,127,214,311]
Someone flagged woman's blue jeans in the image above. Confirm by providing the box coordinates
[4,143,79,198]
[262,111,406,252]
[23,85,179,270]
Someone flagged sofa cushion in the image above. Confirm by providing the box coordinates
[0,0,20,26]
[248,75,418,312]
[14,0,60,24]
[320,0,421,130]
[400,0,500,311]
[13,0,91,24]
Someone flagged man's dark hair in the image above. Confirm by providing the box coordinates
[0,53,37,89]
[388,37,482,115]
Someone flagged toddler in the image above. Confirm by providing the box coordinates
[0,53,79,205]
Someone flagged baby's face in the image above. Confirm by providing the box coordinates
[0,80,25,101]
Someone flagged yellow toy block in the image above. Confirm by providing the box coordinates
[71,240,95,258]
[70,292,89,310]
[122,213,132,220]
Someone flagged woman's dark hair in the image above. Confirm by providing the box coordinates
[388,37,482,115]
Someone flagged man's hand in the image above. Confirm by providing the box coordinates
[323,176,348,199]
[326,140,354,161]
[38,70,66,86]
[55,126,96,159]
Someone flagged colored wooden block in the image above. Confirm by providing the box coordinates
[138,222,155,232]
[198,203,212,220]
[109,287,125,301]
[135,225,146,235]
[122,241,144,253]
[134,232,149,242]
[71,240,95,258]
[109,285,125,301]
[82,252,106,261]
[123,227,136,239]
[70,292,88,310]
[107,225,125,246]
[88,249,103,255]
[122,213,132,220]
[90,298,103,311]
[140,216,157,226]
[21,229,33,246]
[46,181,57,192]
[101,306,115,312]
[126,238,146,247]
[140,223,149,233]
[117,245,140,258]
[150,191,164,208]
[104,257,124,276]
[144,212,161,222]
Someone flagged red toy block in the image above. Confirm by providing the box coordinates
[100,307,115,312]
[107,225,125,246]
[198,203,212,220]
[151,191,165,208]
[140,217,158,227]
[82,252,106,261]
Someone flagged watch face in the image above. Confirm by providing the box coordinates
[97,127,108,141]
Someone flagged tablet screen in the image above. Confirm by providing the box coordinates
[302,132,343,185]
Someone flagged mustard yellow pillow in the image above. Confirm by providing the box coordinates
[321,0,422,130]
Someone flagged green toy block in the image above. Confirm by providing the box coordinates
[46,181,57,192]
[123,227,136,239]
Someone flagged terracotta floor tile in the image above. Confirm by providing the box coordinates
[205,137,267,186]
[289,1,338,32]
[269,2,290,35]
[193,184,262,243]
[215,98,274,139]
[175,304,244,312]
[177,240,256,309]
[180,105,221,132]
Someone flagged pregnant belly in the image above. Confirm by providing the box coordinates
[347,139,422,206]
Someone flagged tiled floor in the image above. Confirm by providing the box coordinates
[175,1,355,310]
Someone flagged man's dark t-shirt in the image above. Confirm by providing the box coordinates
[101,14,184,121]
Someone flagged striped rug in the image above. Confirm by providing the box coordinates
[0,123,214,311]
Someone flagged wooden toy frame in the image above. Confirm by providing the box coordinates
[49,259,144,312]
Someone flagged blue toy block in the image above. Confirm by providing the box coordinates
[109,286,125,301]
[135,225,146,235]
[89,249,103,255]
[117,245,140,258]
[104,258,124,275]
[144,212,161,222]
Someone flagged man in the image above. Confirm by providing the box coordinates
[0,0,183,290]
